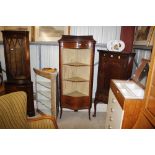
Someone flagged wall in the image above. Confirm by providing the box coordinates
[0,26,121,100]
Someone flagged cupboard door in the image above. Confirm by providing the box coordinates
[143,39,155,127]
[145,65,155,117]
[2,31,31,81]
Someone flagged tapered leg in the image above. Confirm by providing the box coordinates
[89,108,91,120]
[93,102,97,117]
[60,108,62,119]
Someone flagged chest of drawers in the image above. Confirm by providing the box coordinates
[93,50,135,117]
[105,79,144,129]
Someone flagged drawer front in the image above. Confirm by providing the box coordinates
[60,42,93,49]
[111,80,125,109]
[61,95,90,110]
[105,89,124,129]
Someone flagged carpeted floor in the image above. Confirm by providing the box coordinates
[57,110,106,129]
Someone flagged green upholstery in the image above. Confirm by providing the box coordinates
[0,91,58,129]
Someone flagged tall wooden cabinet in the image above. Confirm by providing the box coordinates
[2,31,35,116]
[93,50,135,117]
[134,42,155,128]
[58,35,96,119]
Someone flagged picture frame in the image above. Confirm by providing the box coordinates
[133,26,155,46]
[33,26,70,42]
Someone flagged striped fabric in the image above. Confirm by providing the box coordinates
[28,118,57,129]
[0,91,57,129]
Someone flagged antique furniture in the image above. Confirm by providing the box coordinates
[133,41,155,128]
[0,26,33,41]
[58,35,96,119]
[105,59,149,129]
[33,68,59,118]
[0,84,5,96]
[93,50,135,117]
[105,79,144,129]
[0,91,58,129]
[2,30,35,116]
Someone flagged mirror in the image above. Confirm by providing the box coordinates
[131,58,150,89]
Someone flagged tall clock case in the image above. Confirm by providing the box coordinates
[58,35,96,119]
[2,31,35,116]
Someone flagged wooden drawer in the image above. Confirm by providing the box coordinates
[110,80,125,109]
[62,95,90,110]
[105,89,124,129]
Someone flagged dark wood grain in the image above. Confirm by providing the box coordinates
[1,31,35,116]
[58,35,96,119]
[93,50,135,117]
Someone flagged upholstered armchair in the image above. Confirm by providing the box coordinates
[0,91,58,129]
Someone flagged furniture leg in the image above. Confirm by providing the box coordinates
[93,101,97,117]
[60,108,62,119]
[89,108,91,120]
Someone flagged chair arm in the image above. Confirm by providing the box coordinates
[27,115,58,129]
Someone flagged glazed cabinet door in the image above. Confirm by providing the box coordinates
[2,31,30,81]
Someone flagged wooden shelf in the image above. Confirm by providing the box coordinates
[64,76,88,82]
[65,91,87,97]
[37,81,51,89]
[63,62,90,66]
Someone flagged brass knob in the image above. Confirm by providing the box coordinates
[112,98,116,103]
[111,108,115,112]
[108,125,112,129]
[109,116,113,121]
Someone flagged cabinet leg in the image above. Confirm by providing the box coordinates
[89,109,91,120]
[27,111,35,117]
[60,108,62,119]
[93,102,97,117]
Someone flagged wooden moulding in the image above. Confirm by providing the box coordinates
[0,26,34,41]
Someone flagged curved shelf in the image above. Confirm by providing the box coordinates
[63,76,89,82]
[63,62,90,66]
